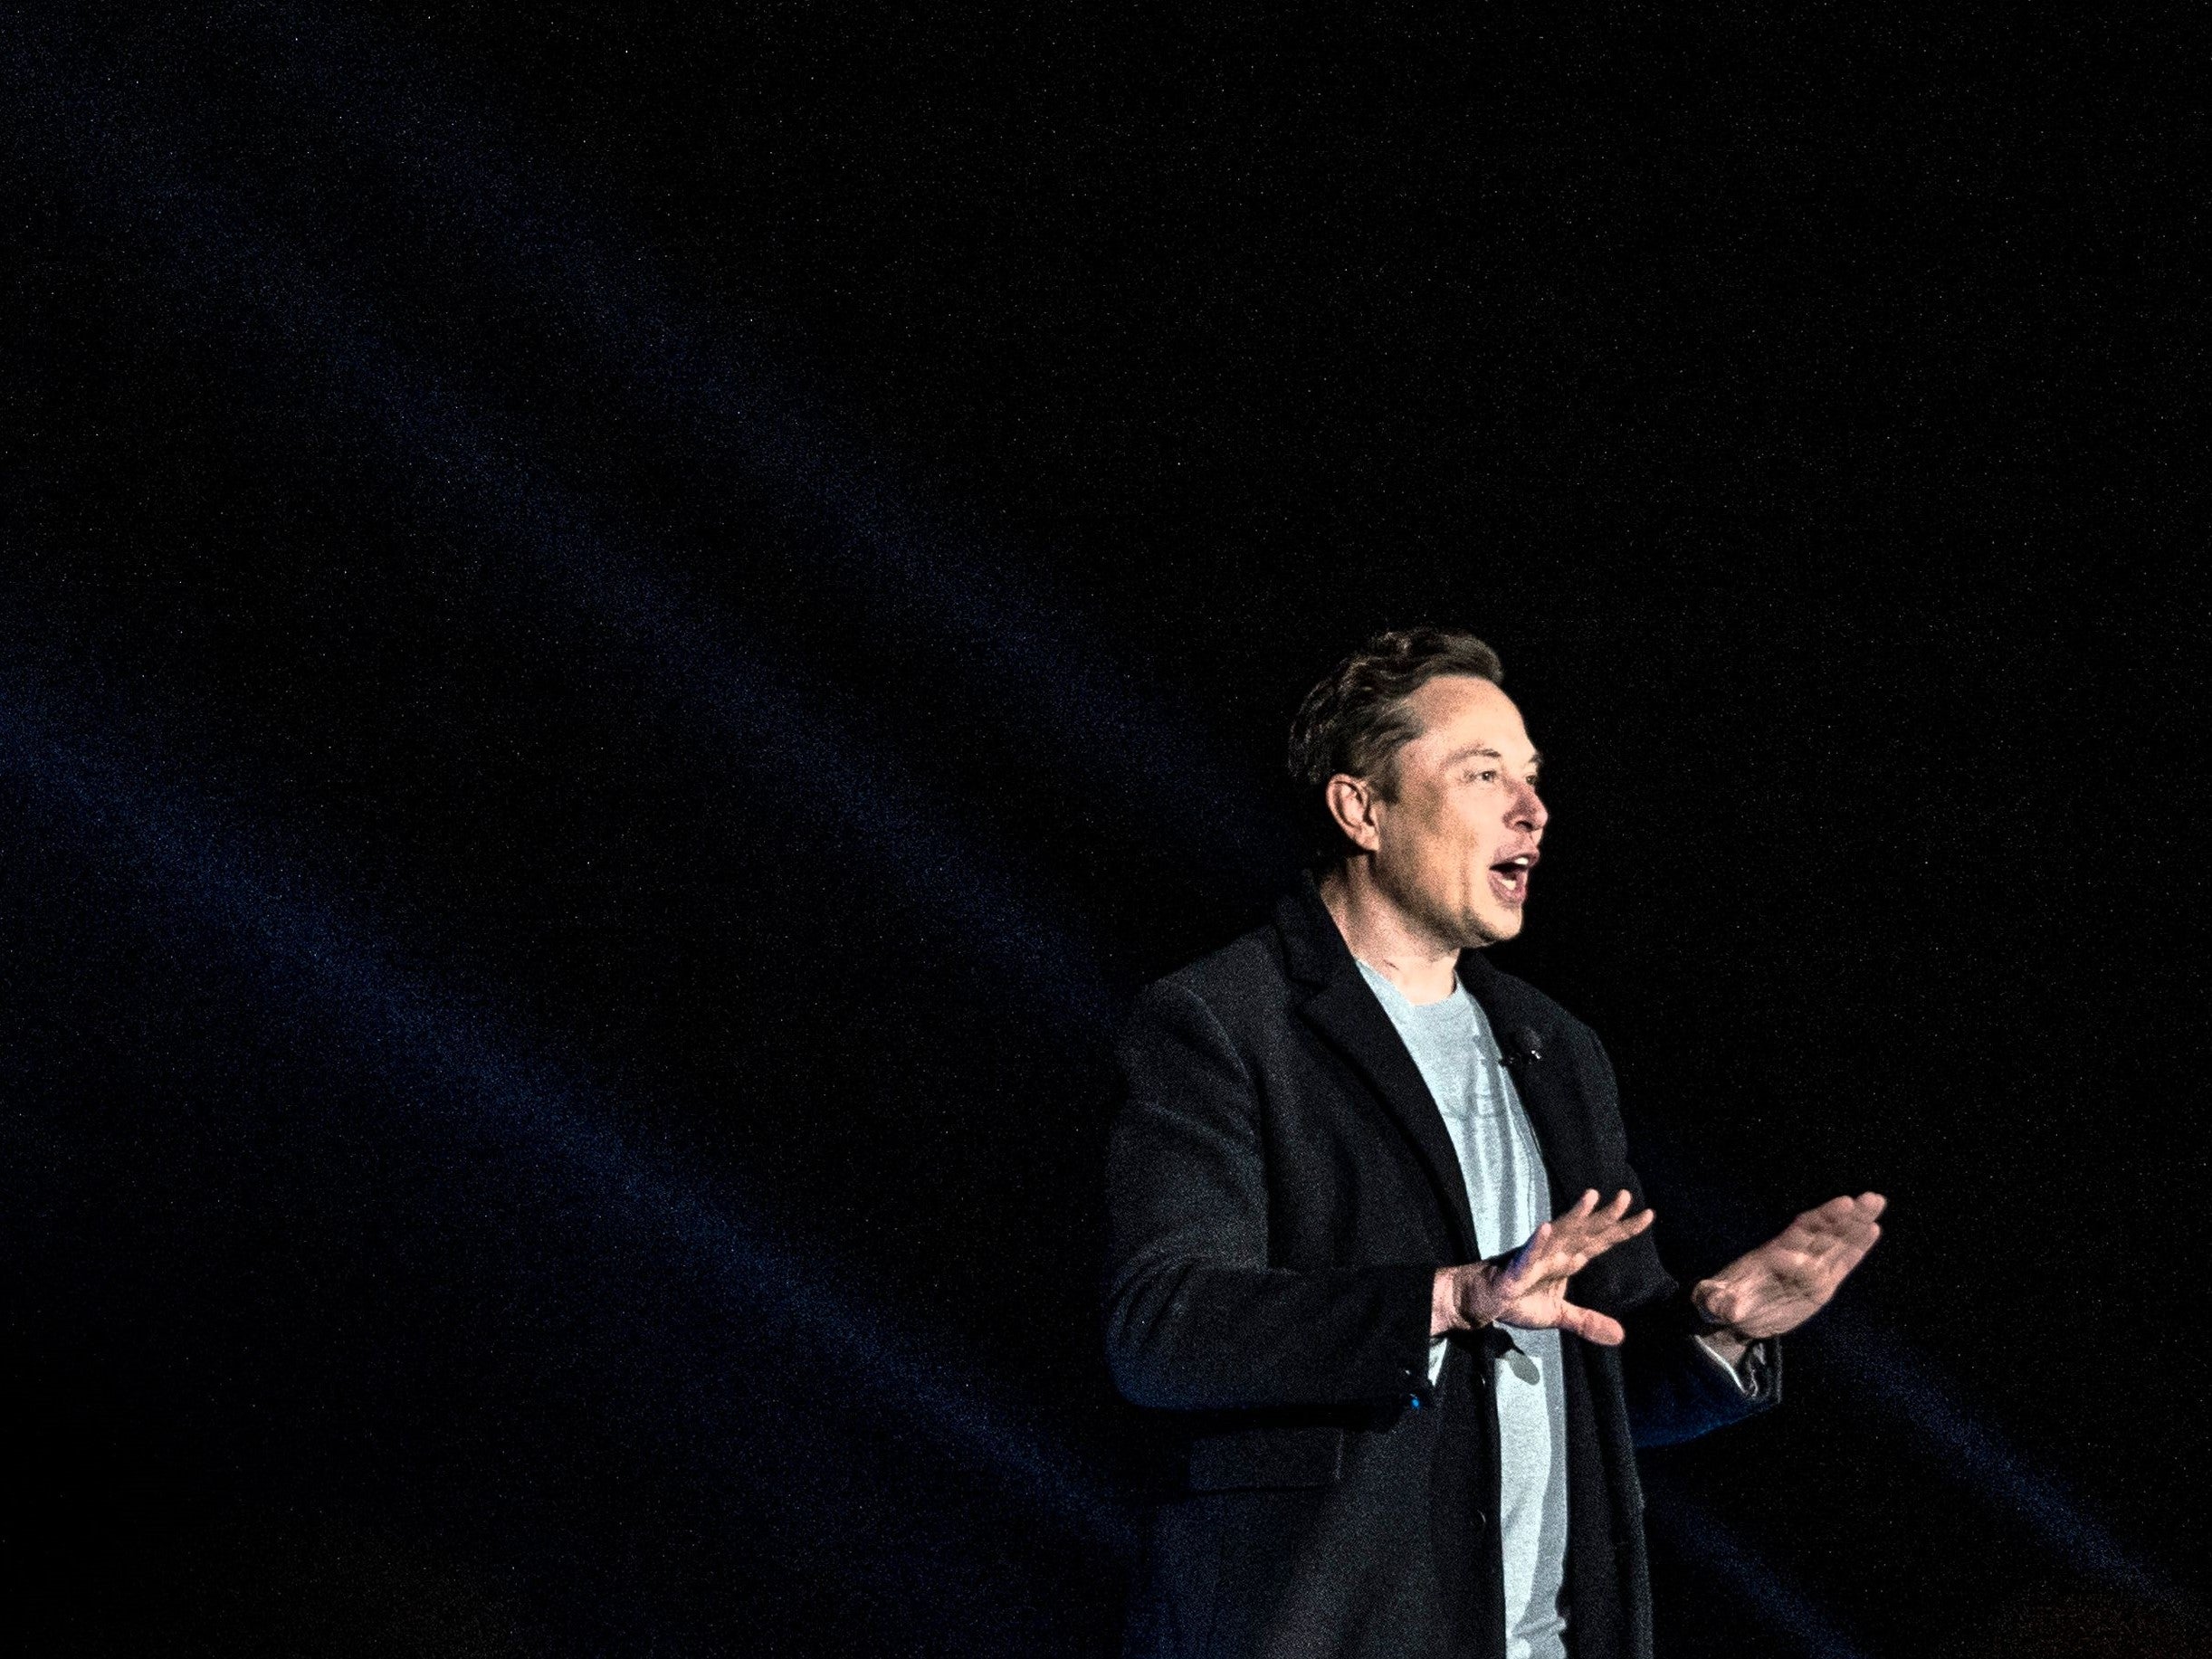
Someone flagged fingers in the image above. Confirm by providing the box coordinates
[1802,1192,1887,1235]
[1549,1189,1628,1228]
[1545,1189,1654,1256]
[1502,1191,1658,1302]
[1775,1197,1884,1283]
[1560,1187,1629,1223]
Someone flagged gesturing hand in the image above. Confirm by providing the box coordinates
[1693,1191,1886,1342]
[1433,1189,1654,1348]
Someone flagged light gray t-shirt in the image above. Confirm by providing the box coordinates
[1356,958,1569,1659]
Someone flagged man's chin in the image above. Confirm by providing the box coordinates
[1466,902,1525,948]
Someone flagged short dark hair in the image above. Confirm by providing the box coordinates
[1287,627,1504,863]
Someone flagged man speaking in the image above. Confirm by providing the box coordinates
[1103,628,1884,1659]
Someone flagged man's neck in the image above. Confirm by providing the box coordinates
[1316,862,1464,1006]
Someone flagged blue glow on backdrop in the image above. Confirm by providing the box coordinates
[1642,1481,1873,1659]
[4,17,1116,1034]
[0,672,1128,1638]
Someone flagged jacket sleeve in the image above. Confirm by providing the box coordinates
[1102,978,1438,1413]
[1618,1277,1782,1446]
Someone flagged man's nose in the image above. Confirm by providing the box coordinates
[1510,778,1548,834]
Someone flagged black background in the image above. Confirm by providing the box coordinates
[5,5,2207,1655]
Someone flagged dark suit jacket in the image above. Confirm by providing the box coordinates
[1103,872,1777,1659]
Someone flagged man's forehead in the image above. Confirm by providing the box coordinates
[1406,675,1534,752]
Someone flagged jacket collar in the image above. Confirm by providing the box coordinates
[1275,871,1483,1257]
[1274,870,1597,1259]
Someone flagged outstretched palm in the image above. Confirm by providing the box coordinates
[1694,1192,1886,1340]
[1451,1188,1654,1347]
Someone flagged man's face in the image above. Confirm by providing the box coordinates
[1362,674,1549,950]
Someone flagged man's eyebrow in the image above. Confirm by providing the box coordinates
[1439,743,1542,769]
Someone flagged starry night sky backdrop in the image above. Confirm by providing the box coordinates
[4,5,2207,1656]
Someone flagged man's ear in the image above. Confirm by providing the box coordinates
[1323,774,1382,854]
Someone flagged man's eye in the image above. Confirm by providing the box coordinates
[1471,768,1497,783]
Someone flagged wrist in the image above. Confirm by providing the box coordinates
[1432,1263,1497,1336]
[1432,1267,1460,1336]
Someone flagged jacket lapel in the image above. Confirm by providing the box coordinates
[1276,875,1483,1260]
[1457,951,1605,1217]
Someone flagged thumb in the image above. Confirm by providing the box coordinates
[1556,1301,1626,1347]
[1694,1280,1742,1326]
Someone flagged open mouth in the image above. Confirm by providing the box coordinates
[1488,853,1534,905]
